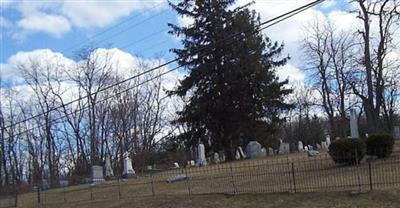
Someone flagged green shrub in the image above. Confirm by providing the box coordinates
[328,138,366,165]
[365,134,394,158]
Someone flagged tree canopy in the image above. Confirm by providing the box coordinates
[168,0,293,158]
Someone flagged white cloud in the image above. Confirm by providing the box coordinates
[62,1,162,28]
[17,13,71,37]
[327,10,360,32]
[277,64,305,83]
[320,0,337,9]
[2,0,165,38]
[0,16,11,28]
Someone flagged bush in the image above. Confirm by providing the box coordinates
[328,138,366,164]
[366,134,394,158]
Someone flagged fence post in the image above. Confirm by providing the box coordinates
[90,185,93,201]
[291,162,296,193]
[118,179,122,200]
[14,188,18,207]
[37,187,41,204]
[184,167,191,196]
[229,163,237,195]
[368,161,373,191]
[150,173,155,197]
[63,187,67,202]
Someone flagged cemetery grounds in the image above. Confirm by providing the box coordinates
[2,141,400,208]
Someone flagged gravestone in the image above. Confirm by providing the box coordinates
[298,141,304,152]
[245,141,263,158]
[268,147,274,156]
[308,150,320,157]
[304,146,309,151]
[59,180,69,188]
[350,109,359,138]
[308,145,313,150]
[260,147,267,157]
[105,154,114,178]
[321,141,328,151]
[279,142,290,154]
[393,126,400,139]
[173,162,180,168]
[326,136,331,147]
[41,179,49,190]
[219,152,226,162]
[91,165,105,183]
[316,144,322,150]
[190,160,195,166]
[213,152,220,164]
[122,154,135,178]
[235,150,241,160]
[238,146,246,159]
[197,143,207,166]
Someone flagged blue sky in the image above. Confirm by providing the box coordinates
[1,1,178,62]
[1,0,358,88]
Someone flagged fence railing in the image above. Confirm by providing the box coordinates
[2,150,400,207]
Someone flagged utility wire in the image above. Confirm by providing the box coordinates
[2,0,325,131]
[64,1,168,52]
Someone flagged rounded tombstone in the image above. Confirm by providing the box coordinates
[245,141,262,159]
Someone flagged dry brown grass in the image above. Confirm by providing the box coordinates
[4,141,400,208]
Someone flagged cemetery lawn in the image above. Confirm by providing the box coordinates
[29,190,400,208]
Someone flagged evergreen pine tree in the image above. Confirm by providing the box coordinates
[169,0,293,159]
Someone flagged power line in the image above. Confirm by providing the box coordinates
[2,0,325,131]
[64,1,168,52]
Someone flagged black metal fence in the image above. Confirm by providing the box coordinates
[2,150,400,207]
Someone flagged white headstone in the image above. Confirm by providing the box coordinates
[238,146,246,159]
[298,141,304,152]
[123,155,135,177]
[350,109,359,138]
[235,150,241,160]
[245,141,263,158]
[304,146,309,151]
[316,144,322,150]
[173,162,180,168]
[213,152,220,164]
[321,141,328,151]
[190,160,195,166]
[105,155,114,178]
[260,147,267,157]
[91,165,105,183]
[326,136,331,147]
[393,126,400,139]
[197,143,207,166]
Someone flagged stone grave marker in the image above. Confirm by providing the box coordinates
[105,154,113,178]
[245,141,263,158]
[219,152,226,162]
[394,126,400,139]
[197,143,207,166]
[321,141,328,151]
[122,154,135,178]
[298,141,304,152]
[238,146,246,159]
[92,165,105,183]
[260,147,267,157]
[279,142,290,154]
[268,147,274,156]
[350,109,359,138]
[235,150,241,160]
[213,152,220,164]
